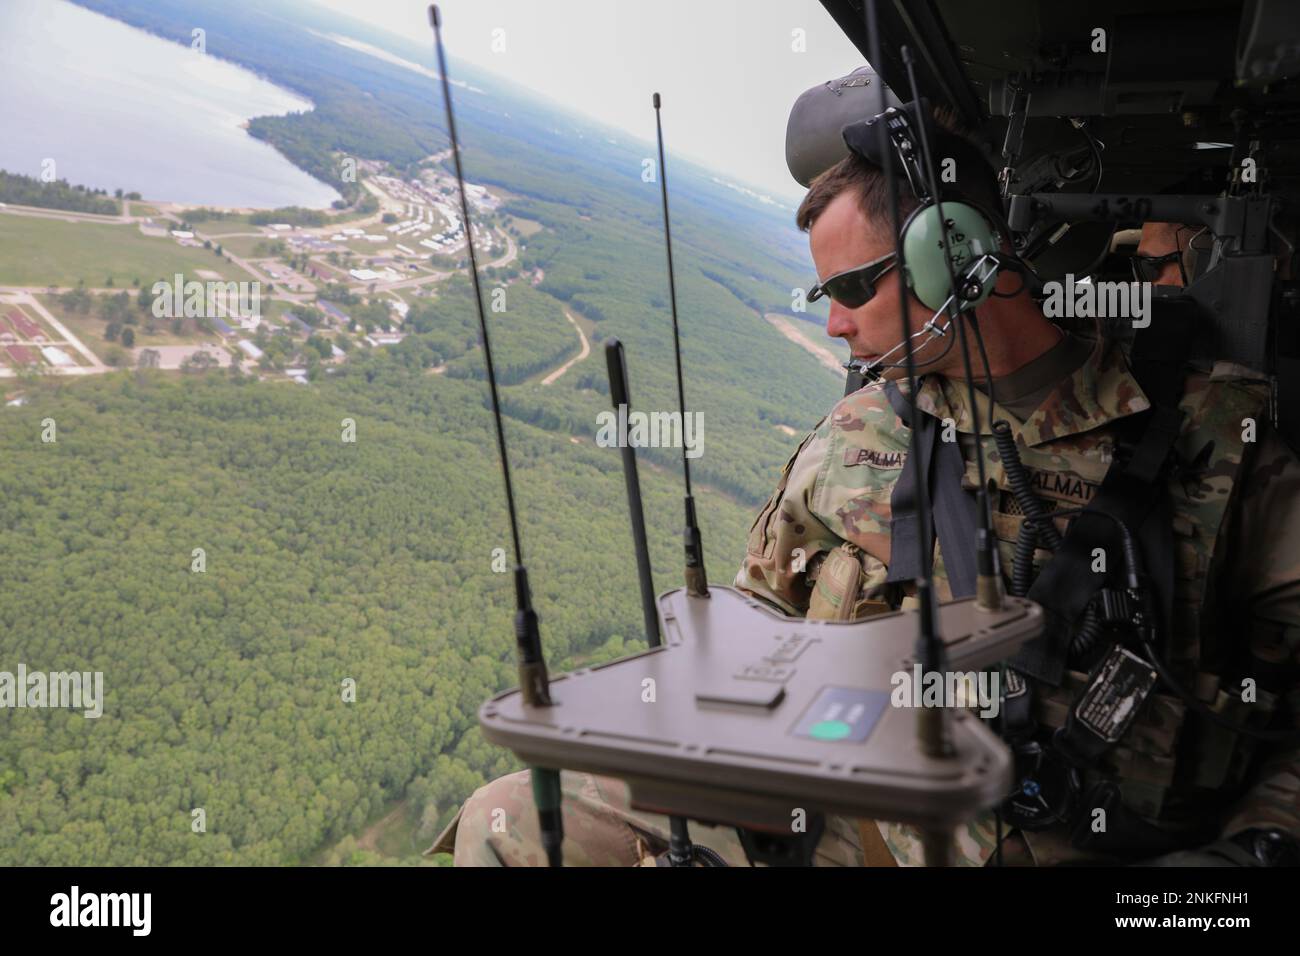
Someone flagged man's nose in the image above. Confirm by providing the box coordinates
[826,301,858,340]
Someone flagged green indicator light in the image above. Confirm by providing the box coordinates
[809,720,852,741]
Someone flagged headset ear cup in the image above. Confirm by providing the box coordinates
[901,201,1002,311]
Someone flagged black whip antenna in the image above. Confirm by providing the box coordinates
[606,337,701,865]
[896,39,1010,869]
[429,4,563,868]
[604,339,662,648]
[897,47,1002,614]
[653,93,708,598]
[863,3,954,868]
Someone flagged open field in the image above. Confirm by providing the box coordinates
[38,293,222,351]
[210,234,279,258]
[0,214,245,287]
[509,215,544,237]
[179,213,257,236]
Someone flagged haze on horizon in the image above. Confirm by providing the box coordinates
[308,0,866,204]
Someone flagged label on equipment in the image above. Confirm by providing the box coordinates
[791,686,890,744]
[1071,645,1157,744]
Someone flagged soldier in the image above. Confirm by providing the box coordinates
[435,121,1300,868]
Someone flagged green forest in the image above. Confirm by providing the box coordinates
[0,0,845,865]
[0,352,765,865]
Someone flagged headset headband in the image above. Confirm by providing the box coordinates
[842,104,930,201]
[841,100,1010,238]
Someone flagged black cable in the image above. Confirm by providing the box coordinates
[691,844,730,867]
[970,318,997,432]
[864,20,935,610]
[970,315,1006,865]
[992,420,1063,600]
[1009,519,1037,598]
[1021,503,1299,743]
[1076,122,1104,193]
[1071,602,1105,662]
[899,51,992,505]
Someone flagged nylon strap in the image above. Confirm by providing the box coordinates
[883,380,980,598]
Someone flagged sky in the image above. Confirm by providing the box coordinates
[308,0,866,203]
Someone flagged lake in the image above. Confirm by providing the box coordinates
[0,0,340,209]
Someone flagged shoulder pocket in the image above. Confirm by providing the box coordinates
[747,429,818,557]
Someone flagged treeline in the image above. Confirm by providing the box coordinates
[248,207,325,227]
[0,170,121,216]
[180,208,235,223]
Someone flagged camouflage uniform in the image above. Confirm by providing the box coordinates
[431,769,872,866]
[438,335,1300,866]
[735,335,1300,865]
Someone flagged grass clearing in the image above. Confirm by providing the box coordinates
[510,215,544,237]
[0,215,247,287]
[37,293,222,352]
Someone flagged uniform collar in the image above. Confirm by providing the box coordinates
[902,336,1151,446]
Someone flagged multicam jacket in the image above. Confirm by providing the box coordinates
[735,336,1300,866]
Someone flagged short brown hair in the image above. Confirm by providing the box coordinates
[795,153,919,234]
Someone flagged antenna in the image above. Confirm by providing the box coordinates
[652,92,709,599]
[896,48,1002,615]
[429,4,563,868]
[605,338,703,865]
[604,339,662,648]
[863,2,955,867]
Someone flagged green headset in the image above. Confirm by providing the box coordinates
[841,104,1007,313]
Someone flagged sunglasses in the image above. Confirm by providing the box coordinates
[1130,250,1188,286]
[809,252,899,309]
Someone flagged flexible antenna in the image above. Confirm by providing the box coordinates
[653,93,708,598]
[898,47,1002,614]
[429,4,563,868]
[604,339,662,648]
[604,337,700,865]
[897,41,1012,870]
[863,4,954,868]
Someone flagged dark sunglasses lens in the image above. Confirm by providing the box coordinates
[826,273,875,309]
[1132,253,1176,282]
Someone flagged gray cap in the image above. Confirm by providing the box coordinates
[785,66,901,187]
